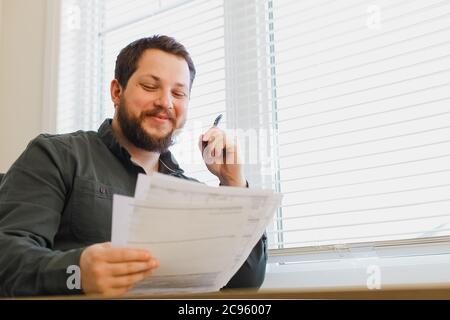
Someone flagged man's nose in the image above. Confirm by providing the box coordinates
[155,90,173,109]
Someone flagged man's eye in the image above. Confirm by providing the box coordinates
[173,91,186,98]
[143,85,157,90]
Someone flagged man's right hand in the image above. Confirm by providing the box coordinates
[79,242,159,296]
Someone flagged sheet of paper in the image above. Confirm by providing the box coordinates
[112,172,282,294]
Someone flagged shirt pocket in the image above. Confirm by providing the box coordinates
[67,178,120,244]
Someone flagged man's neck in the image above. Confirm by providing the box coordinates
[111,118,160,174]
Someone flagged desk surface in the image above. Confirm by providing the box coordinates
[24,284,450,300]
[131,285,450,300]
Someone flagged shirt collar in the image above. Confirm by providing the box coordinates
[97,118,184,175]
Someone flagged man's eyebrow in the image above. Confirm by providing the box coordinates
[142,74,161,81]
[142,74,187,88]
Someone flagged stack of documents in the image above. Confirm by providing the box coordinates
[111,173,282,295]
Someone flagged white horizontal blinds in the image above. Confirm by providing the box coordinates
[222,0,275,189]
[100,0,226,185]
[268,0,450,249]
[103,0,183,32]
[57,0,102,133]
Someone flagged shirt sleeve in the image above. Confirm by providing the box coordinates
[220,180,268,290]
[0,135,83,297]
[223,232,268,289]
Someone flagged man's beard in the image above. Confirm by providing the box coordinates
[116,98,176,153]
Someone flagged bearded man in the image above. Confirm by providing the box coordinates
[0,35,267,297]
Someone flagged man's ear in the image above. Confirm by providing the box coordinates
[110,79,122,107]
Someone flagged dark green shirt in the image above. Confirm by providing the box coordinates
[0,119,267,296]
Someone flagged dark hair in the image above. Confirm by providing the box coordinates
[114,35,196,90]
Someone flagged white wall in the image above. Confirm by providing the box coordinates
[0,0,46,173]
[0,0,3,56]
[0,1,3,82]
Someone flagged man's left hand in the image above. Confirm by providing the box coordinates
[198,127,246,187]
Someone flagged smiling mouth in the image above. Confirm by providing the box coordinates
[147,115,173,125]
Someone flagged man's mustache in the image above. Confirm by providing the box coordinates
[140,108,176,122]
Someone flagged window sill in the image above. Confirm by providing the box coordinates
[263,237,450,290]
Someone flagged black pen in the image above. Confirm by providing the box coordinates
[202,114,223,151]
[212,114,223,127]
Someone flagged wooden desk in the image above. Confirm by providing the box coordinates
[128,285,450,300]
[22,284,450,300]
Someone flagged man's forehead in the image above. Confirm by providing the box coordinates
[141,73,187,88]
[135,50,190,84]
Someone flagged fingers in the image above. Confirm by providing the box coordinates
[209,134,224,161]
[81,243,160,297]
[108,259,159,276]
[109,261,158,291]
[110,270,154,289]
[200,128,227,164]
[214,134,225,159]
[105,247,152,263]
[202,138,222,164]
[201,127,222,143]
